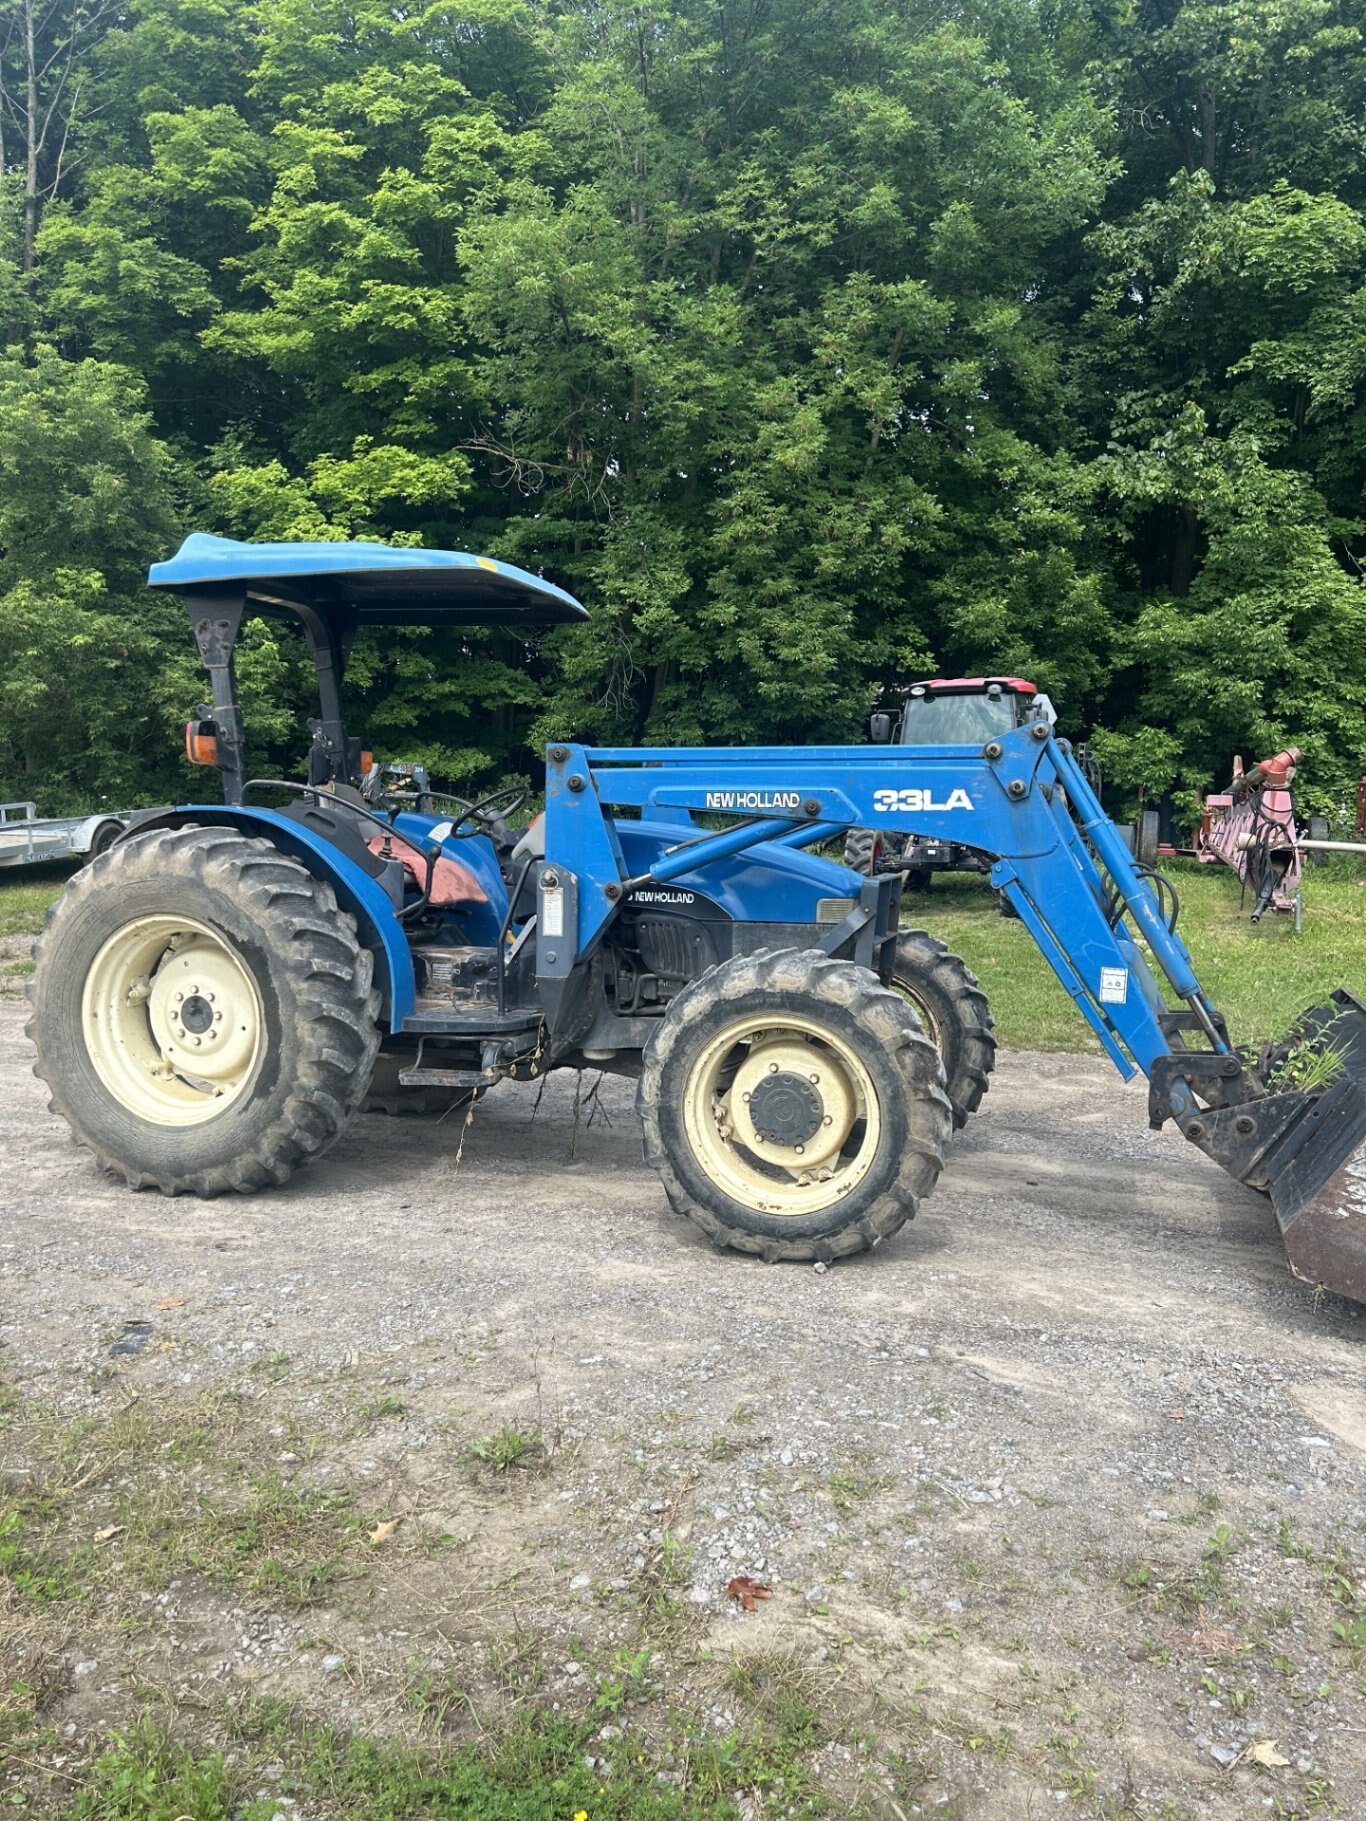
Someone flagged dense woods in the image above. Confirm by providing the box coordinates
[0,0,1363,823]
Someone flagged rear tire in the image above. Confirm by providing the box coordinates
[843,827,906,876]
[1137,809,1160,868]
[637,948,951,1261]
[27,825,381,1195]
[888,930,995,1127]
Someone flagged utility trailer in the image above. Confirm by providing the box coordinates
[0,802,137,871]
[25,534,1366,1302]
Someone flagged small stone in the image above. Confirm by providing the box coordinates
[1208,1744,1236,1767]
[569,1573,591,1590]
[779,1449,794,1466]
[813,1261,827,1275]
[73,1661,98,1678]
[322,1654,345,1674]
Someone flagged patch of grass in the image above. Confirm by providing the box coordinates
[0,1508,88,1606]
[0,864,74,938]
[188,1477,360,1606]
[593,1645,653,1714]
[64,1717,246,1821]
[827,1460,895,1517]
[912,862,1366,1050]
[2,1390,376,1619]
[467,1421,544,1473]
[1114,1525,1242,1619]
[59,1704,826,1820]
[638,1525,692,1628]
[360,1391,409,1424]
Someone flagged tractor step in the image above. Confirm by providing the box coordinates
[398,1065,500,1088]
[401,999,542,1034]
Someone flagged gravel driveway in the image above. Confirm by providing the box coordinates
[2,998,1363,1818]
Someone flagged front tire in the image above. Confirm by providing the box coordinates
[637,949,951,1262]
[27,826,381,1195]
[888,930,995,1127]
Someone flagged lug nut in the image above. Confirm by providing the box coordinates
[769,1062,779,1073]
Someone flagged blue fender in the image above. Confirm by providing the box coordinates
[121,806,415,1029]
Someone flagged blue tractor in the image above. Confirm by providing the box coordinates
[27,535,1366,1297]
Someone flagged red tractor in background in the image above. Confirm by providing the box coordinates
[844,677,1060,885]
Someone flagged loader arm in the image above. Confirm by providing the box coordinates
[541,723,1366,1299]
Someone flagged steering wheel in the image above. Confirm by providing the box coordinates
[430,783,529,847]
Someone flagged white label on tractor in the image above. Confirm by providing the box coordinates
[872,787,974,814]
[542,885,565,938]
[704,789,803,812]
[1099,967,1128,1005]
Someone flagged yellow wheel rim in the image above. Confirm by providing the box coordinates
[891,978,939,1052]
[682,1013,883,1218]
[80,914,264,1127]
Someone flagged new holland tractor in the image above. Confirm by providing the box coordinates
[26,535,1366,1298]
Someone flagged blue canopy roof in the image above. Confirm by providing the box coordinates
[148,533,588,626]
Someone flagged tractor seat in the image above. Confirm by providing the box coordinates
[363,833,489,907]
[509,813,545,865]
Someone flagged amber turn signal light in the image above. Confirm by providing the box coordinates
[185,719,219,765]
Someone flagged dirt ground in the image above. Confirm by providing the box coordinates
[2,993,1364,1818]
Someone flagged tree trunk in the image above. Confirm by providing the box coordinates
[24,0,39,274]
[1171,506,1199,598]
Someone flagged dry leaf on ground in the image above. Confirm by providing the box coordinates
[367,1518,402,1545]
[727,1574,773,1611]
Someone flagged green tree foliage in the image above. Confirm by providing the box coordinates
[0,0,1362,818]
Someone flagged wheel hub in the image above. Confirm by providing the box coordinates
[746,1070,824,1148]
[180,993,214,1034]
[727,1035,859,1170]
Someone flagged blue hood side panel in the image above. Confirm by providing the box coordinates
[617,819,855,922]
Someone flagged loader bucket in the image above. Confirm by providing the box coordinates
[1264,990,1366,1301]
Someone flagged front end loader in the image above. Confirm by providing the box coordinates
[26,534,1366,1300]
